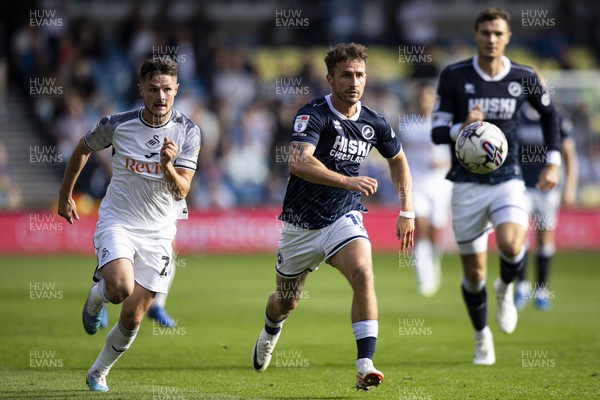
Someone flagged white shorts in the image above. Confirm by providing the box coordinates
[527,187,560,231]
[93,222,177,294]
[451,180,529,254]
[276,211,370,278]
[413,169,452,228]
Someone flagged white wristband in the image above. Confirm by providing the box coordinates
[449,123,463,141]
[546,150,561,167]
[399,210,416,219]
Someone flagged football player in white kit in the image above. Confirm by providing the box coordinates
[398,83,452,297]
[58,58,200,392]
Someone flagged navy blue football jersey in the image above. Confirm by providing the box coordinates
[518,103,571,188]
[279,94,401,229]
[431,56,560,184]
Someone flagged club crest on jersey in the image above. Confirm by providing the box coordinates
[361,125,375,140]
[145,134,161,149]
[464,83,475,94]
[508,82,523,97]
[100,248,110,262]
[294,115,310,133]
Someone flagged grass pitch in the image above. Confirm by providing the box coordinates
[0,251,598,399]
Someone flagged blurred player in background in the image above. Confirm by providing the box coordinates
[251,43,414,390]
[58,58,200,392]
[515,102,578,311]
[431,8,561,365]
[398,83,452,297]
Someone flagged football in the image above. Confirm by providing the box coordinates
[455,121,508,174]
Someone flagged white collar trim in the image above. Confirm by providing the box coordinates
[473,56,511,81]
[325,94,361,121]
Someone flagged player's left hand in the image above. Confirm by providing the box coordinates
[536,164,559,191]
[160,137,178,166]
[395,214,415,251]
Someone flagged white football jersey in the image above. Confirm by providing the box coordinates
[84,108,200,231]
[398,113,450,182]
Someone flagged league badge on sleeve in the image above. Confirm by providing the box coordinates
[294,115,310,133]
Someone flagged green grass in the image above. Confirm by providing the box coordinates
[0,252,598,399]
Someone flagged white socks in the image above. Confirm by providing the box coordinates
[90,321,138,375]
[90,279,110,304]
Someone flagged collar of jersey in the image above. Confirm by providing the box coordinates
[472,56,511,82]
[325,94,362,121]
[138,107,174,128]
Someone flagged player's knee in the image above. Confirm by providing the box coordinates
[498,240,523,258]
[347,263,374,289]
[107,281,134,304]
[464,268,486,283]
[119,311,142,331]
[275,291,301,314]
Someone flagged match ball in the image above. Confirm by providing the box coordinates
[455,121,508,174]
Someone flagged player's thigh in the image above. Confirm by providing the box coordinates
[119,282,156,330]
[490,180,529,256]
[101,258,135,298]
[276,224,325,279]
[529,188,561,232]
[93,223,137,295]
[134,231,176,295]
[451,183,493,254]
[329,238,374,286]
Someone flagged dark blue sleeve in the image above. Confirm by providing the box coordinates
[558,114,573,140]
[375,117,401,159]
[290,105,326,147]
[431,67,456,144]
[525,72,560,152]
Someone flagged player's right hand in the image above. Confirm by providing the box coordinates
[57,196,79,224]
[347,176,378,196]
[462,104,485,129]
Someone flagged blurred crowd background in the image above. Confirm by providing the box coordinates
[1,0,600,211]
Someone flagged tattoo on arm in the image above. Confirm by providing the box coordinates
[291,143,307,154]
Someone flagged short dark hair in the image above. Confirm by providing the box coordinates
[139,58,178,82]
[324,43,368,75]
[475,7,511,31]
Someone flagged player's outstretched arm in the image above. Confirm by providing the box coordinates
[561,137,578,206]
[386,149,415,250]
[160,137,194,201]
[288,142,378,196]
[57,138,93,224]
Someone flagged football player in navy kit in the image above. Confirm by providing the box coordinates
[515,103,578,311]
[252,43,415,390]
[431,8,561,365]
